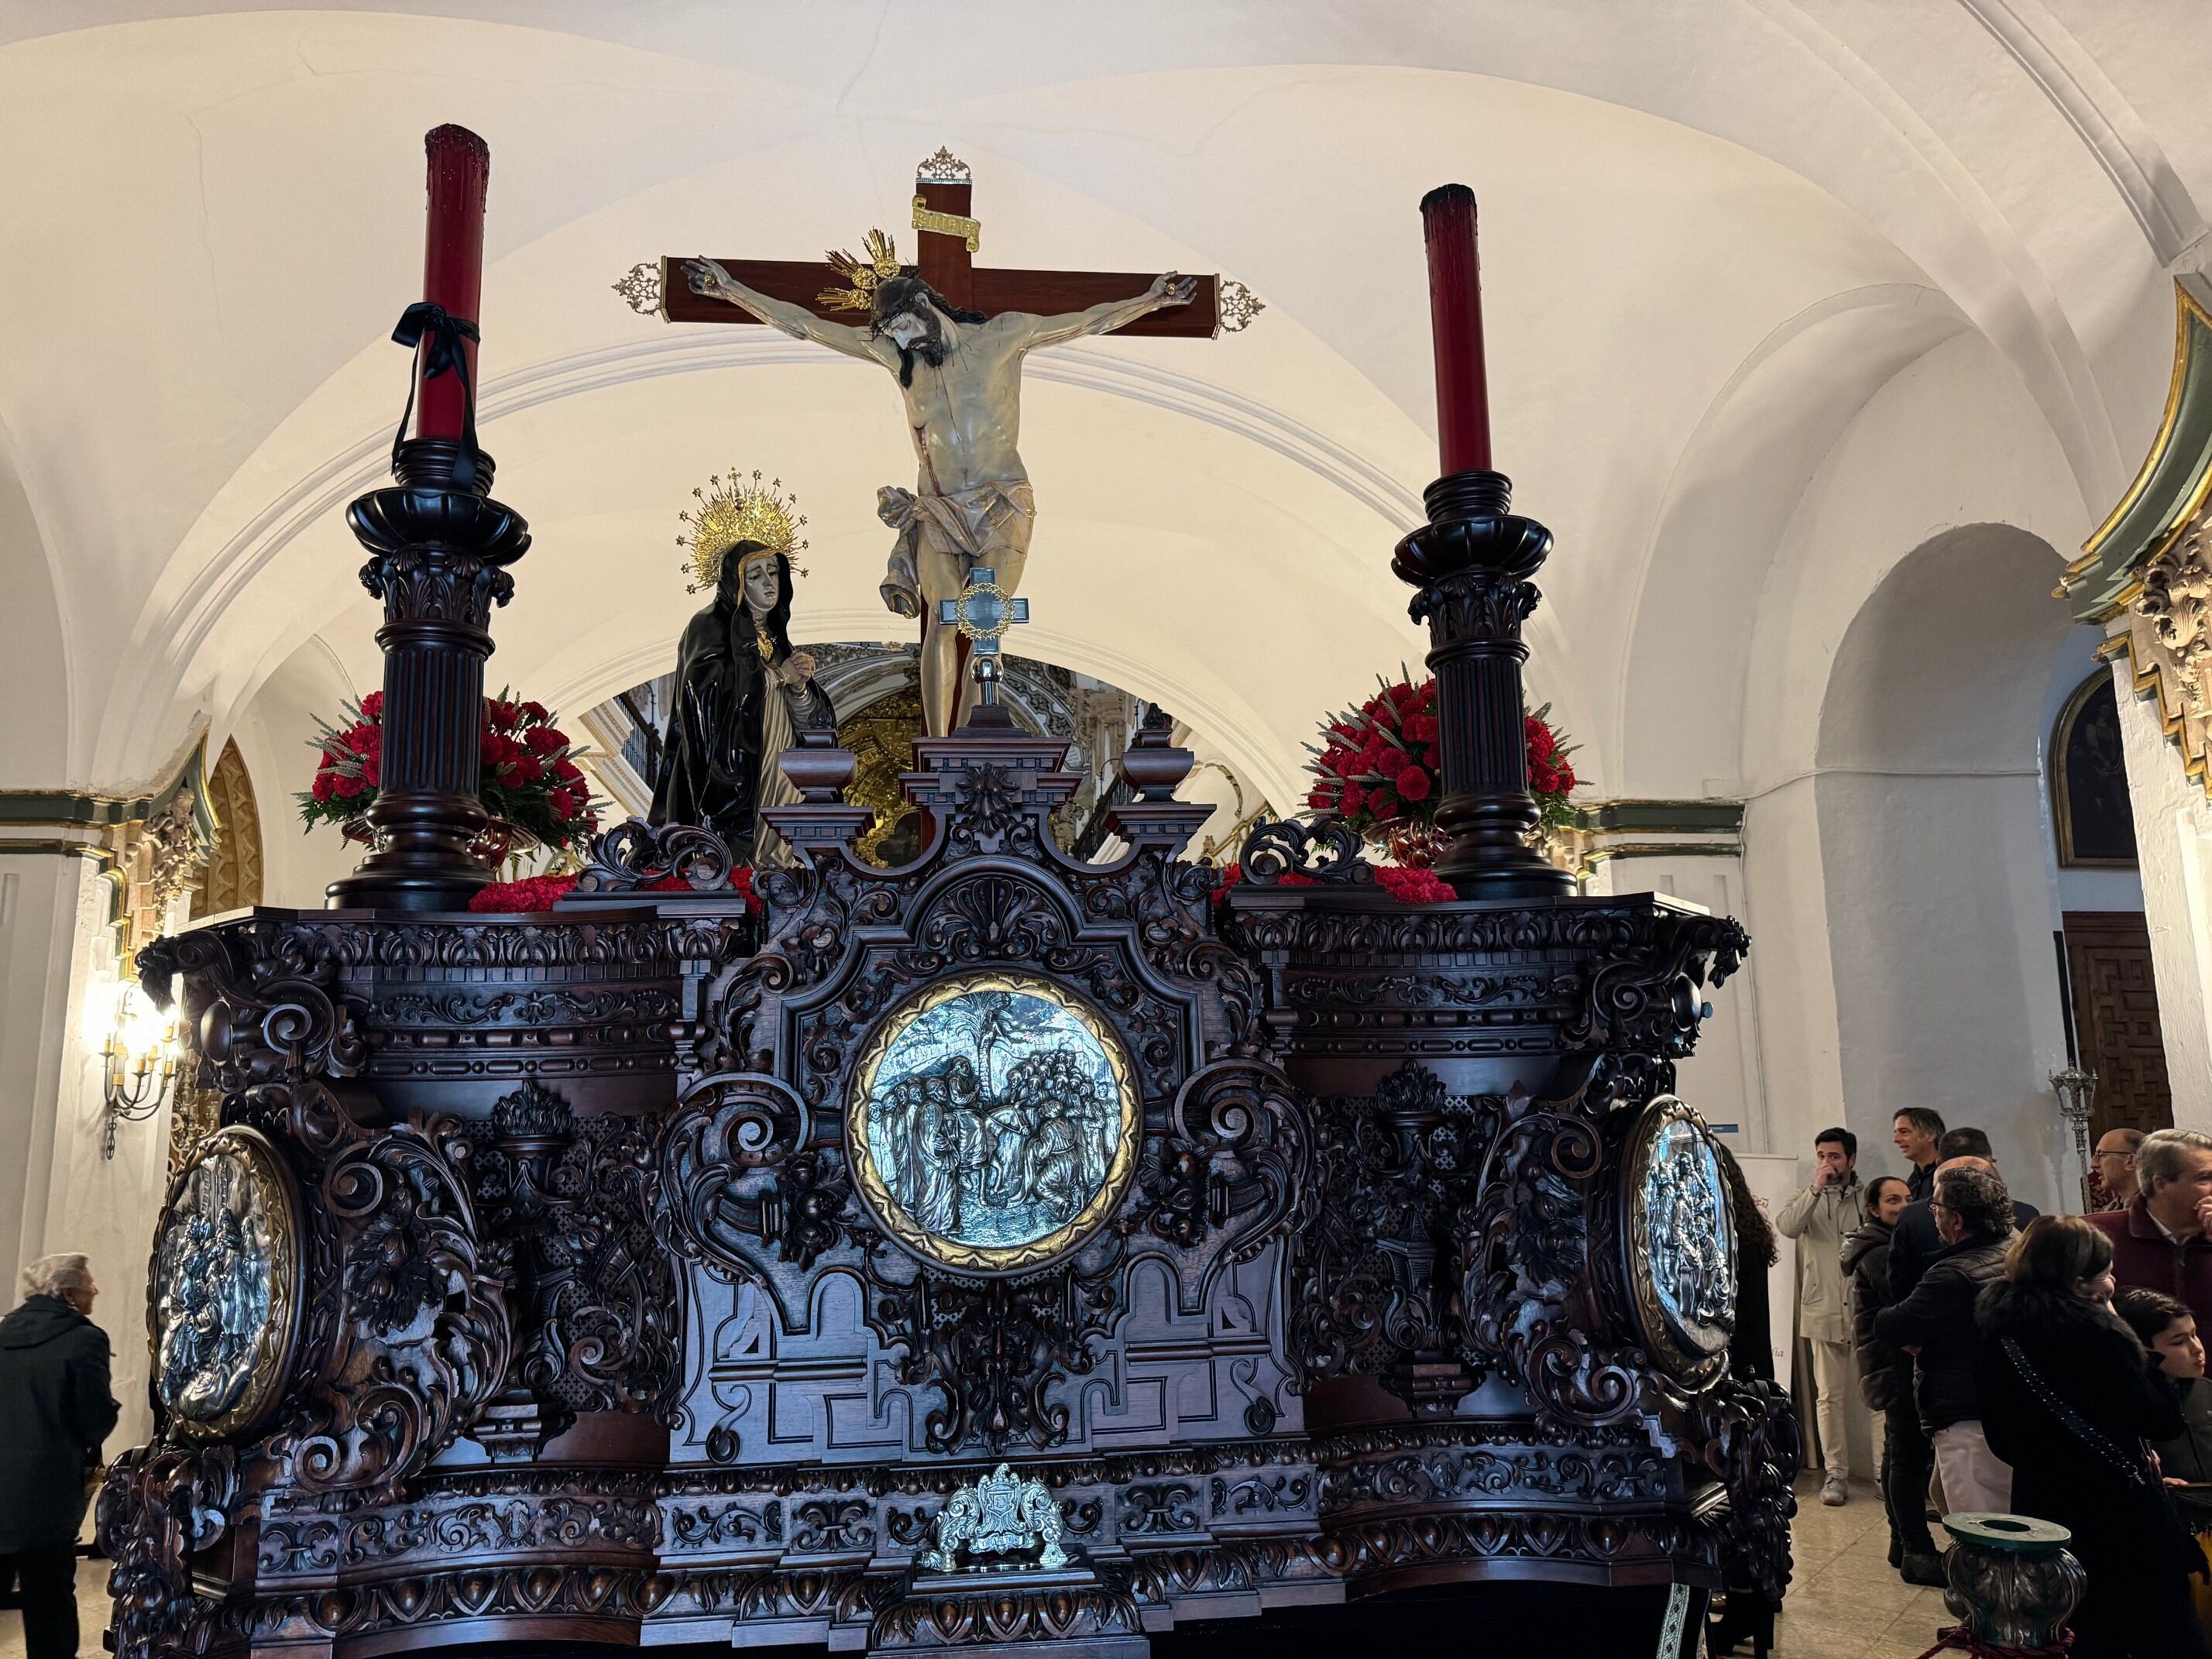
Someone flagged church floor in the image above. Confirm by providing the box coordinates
[1766,1471,1953,1659]
[2,1474,1941,1659]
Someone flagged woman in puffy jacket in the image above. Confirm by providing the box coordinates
[1843,1175,1911,1567]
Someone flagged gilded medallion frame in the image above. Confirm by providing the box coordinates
[1620,1095,1737,1390]
[847,970,1141,1276]
[148,1124,305,1444]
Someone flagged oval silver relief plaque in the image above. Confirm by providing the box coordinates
[150,1125,304,1442]
[849,972,1140,1273]
[1623,1096,1739,1388]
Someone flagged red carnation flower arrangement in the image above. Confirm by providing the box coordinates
[1306,672,1577,867]
[297,688,600,867]
[468,867,757,915]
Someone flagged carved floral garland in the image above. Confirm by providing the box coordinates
[297,689,599,860]
[1306,672,1577,862]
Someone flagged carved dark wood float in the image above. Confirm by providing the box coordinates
[97,140,1795,1659]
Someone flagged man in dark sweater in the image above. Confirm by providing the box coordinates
[0,1252,118,1659]
[1892,1108,1946,1206]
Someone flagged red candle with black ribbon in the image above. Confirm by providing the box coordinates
[1418,184,1493,475]
[412,124,489,447]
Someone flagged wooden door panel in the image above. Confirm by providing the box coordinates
[2063,910,2175,1139]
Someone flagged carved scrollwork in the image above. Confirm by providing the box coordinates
[97,1444,237,1659]
[289,1111,512,1496]
[1685,1378,1801,1601]
[652,1070,828,1272]
[574,816,737,894]
[462,1081,682,1448]
[1236,815,1373,886]
[1283,1062,1491,1404]
[1138,1058,1311,1273]
[1563,911,1749,1070]
[868,1248,1123,1454]
[1458,1099,1645,1430]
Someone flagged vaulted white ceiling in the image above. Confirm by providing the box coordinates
[0,2,2201,822]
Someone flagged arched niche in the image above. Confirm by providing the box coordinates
[1808,522,2076,1209]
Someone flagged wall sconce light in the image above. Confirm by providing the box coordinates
[101,978,178,1161]
[2049,1064,2097,1212]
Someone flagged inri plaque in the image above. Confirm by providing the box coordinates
[849,972,1139,1273]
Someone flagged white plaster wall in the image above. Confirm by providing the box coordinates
[0,855,89,1300]
[1734,331,2088,1215]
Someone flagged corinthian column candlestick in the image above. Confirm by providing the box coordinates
[1395,184,1571,900]
[328,124,531,912]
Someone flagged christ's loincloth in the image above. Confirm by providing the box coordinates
[875,482,1037,613]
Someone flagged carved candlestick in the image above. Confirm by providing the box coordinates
[328,126,530,912]
[1396,185,1570,899]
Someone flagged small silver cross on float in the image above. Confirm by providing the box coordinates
[938,567,1029,730]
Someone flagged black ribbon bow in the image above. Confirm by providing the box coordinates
[389,301,483,489]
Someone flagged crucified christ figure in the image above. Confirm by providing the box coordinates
[687,257,1197,736]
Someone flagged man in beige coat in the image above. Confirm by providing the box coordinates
[1776,1126,1863,1506]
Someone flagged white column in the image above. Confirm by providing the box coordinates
[2112,651,2212,1130]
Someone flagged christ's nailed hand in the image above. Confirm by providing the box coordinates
[686,257,729,297]
[1151,270,1197,306]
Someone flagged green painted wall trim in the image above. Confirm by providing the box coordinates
[2063,277,2212,623]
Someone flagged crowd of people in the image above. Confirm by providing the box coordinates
[1767,1111,2212,1659]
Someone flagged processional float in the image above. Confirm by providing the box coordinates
[103,127,1792,1659]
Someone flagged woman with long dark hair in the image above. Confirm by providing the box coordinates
[1978,1215,2207,1658]
[1843,1176,1912,1568]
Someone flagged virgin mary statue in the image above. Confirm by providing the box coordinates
[649,474,833,866]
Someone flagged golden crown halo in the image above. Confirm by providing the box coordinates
[678,469,809,593]
[818,228,904,313]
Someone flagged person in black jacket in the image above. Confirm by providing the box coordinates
[1980,1218,2209,1659]
[1844,1176,1913,1568]
[0,1252,118,1659]
[1874,1164,2014,1583]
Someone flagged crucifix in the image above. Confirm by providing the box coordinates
[620,148,1262,739]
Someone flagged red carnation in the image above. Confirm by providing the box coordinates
[548,788,575,819]
[359,692,384,720]
[553,759,583,785]
[311,773,335,804]
[522,701,550,723]
[1424,744,1441,769]
[524,726,563,754]
[1407,714,1438,743]
[1307,788,1332,811]
[1341,783,1366,817]
[1396,767,1432,802]
[332,772,365,800]
[362,756,380,788]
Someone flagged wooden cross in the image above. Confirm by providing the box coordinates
[637,148,1256,338]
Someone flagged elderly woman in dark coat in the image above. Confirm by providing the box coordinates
[0,1252,118,1659]
[1978,1215,2208,1659]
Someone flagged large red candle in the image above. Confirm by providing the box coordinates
[414,124,489,444]
[1419,184,1493,474]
